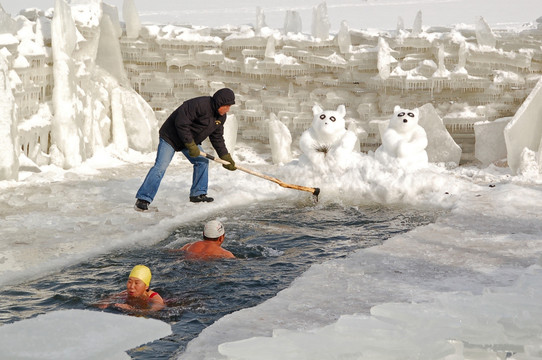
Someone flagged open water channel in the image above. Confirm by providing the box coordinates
[0,200,442,359]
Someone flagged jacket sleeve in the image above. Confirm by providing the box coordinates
[209,118,229,157]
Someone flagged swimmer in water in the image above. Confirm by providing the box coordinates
[98,265,165,313]
[176,220,235,259]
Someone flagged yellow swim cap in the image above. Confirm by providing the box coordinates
[129,265,152,286]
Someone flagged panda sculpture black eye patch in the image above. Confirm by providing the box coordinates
[320,114,326,120]
[330,116,336,122]
[408,112,415,117]
[398,112,405,117]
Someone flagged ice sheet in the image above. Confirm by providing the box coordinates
[0,309,172,360]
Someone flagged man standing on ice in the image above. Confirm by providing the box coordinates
[134,88,237,211]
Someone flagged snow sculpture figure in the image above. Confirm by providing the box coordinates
[375,106,428,169]
[299,104,358,172]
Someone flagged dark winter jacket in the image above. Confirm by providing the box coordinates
[159,88,235,157]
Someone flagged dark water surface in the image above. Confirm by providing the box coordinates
[0,201,441,359]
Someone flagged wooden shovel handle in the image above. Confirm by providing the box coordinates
[201,152,320,197]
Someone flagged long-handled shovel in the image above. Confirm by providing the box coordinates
[200,152,320,201]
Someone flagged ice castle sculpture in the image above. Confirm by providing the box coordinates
[1,1,542,179]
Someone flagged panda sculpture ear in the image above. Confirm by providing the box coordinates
[312,104,323,115]
[393,105,401,112]
[337,104,346,117]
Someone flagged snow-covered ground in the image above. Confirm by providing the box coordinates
[1,143,542,359]
[0,309,172,360]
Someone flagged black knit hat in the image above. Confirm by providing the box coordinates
[213,88,235,107]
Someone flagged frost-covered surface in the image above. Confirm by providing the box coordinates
[505,77,542,174]
[1,144,542,359]
[0,309,172,360]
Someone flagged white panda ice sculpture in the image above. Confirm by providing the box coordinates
[375,105,428,168]
[299,104,358,172]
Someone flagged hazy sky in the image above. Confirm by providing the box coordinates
[2,0,541,31]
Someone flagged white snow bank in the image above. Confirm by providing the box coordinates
[219,265,542,359]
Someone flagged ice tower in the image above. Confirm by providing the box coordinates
[337,21,351,54]
[504,77,542,174]
[411,10,422,36]
[123,0,141,39]
[311,2,330,40]
[97,12,129,86]
[0,51,18,180]
[475,16,496,48]
[255,7,266,34]
[50,0,84,168]
[268,113,292,165]
[284,11,302,34]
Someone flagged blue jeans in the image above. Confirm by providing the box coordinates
[136,138,209,202]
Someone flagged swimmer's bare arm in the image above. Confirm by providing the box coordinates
[149,294,165,311]
[96,291,126,309]
[113,292,165,312]
[113,297,164,313]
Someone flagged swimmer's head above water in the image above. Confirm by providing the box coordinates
[129,264,152,286]
[203,220,225,240]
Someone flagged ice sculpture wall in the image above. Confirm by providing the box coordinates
[1,1,542,179]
